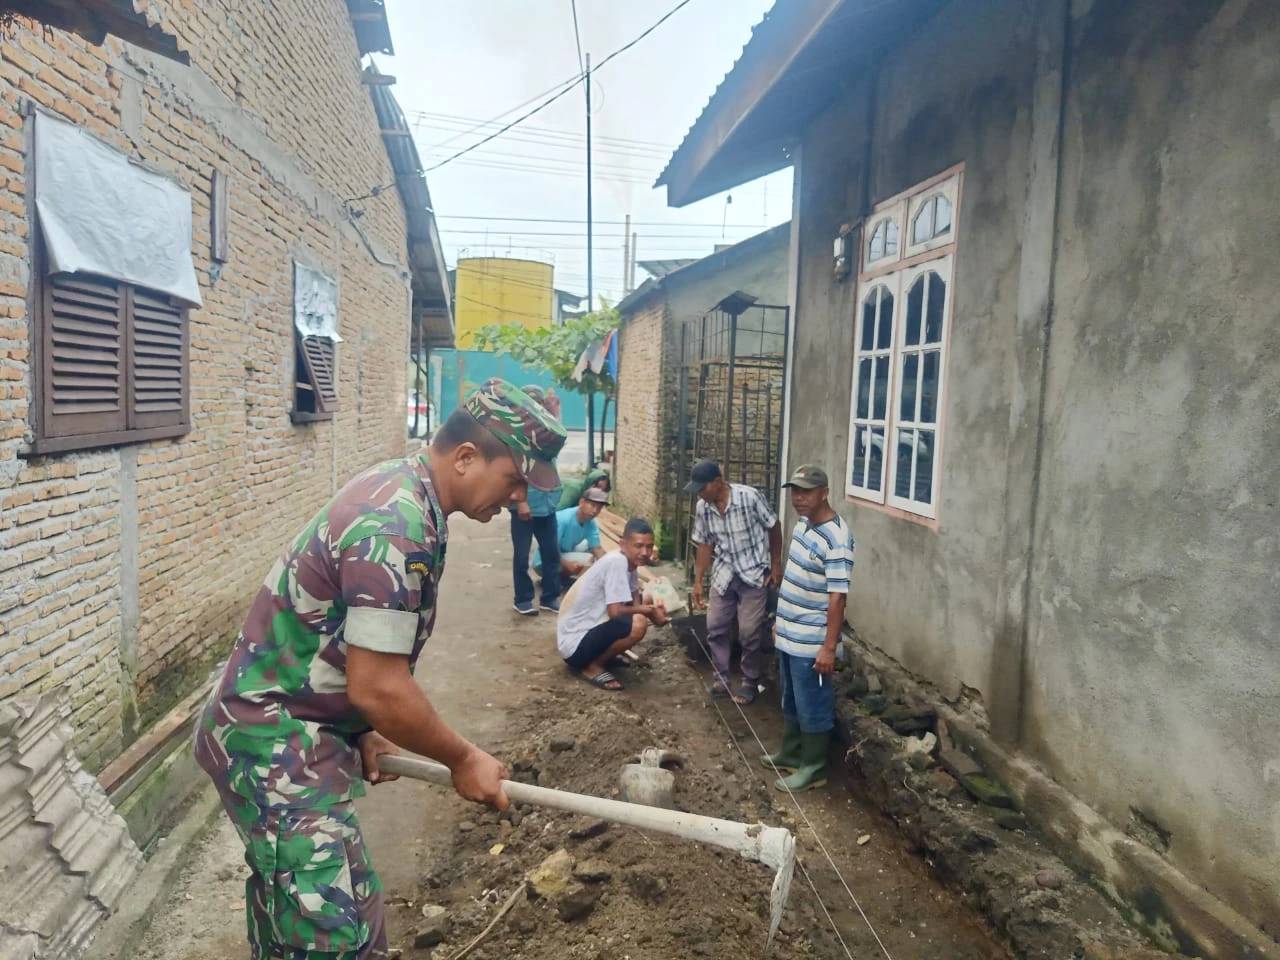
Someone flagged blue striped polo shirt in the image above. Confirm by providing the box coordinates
[774,515,855,658]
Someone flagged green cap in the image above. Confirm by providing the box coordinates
[783,464,830,490]
[464,378,567,491]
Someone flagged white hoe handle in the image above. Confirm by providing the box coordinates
[378,754,792,869]
[379,753,796,948]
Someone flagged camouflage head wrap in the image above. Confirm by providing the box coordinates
[464,378,567,491]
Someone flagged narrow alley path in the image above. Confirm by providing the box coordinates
[108,518,1007,960]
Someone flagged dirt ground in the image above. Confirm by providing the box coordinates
[114,517,1009,960]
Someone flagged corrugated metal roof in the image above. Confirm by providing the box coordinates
[637,258,698,279]
[657,0,946,207]
[345,0,394,56]
[617,222,790,317]
[653,4,780,192]
[365,67,454,348]
[4,0,188,62]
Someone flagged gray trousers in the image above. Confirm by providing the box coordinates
[706,576,770,686]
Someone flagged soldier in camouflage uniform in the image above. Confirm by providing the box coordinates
[194,379,566,960]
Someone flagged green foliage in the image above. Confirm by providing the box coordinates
[470,306,620,399]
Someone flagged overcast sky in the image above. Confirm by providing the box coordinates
[380,0,792,306]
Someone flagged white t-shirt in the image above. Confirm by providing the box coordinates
[557,551,637,657]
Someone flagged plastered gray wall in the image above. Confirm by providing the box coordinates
[790,0,1037,699]
[663,232,791,335]
[787,0,1279,931]
[1026,0,1280,927]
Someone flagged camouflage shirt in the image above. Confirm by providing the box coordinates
[195,453,447,811]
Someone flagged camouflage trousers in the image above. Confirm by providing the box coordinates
[211,780,388,959]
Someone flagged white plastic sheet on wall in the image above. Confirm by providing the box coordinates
[293,262,342,342]
[33,111,202,306]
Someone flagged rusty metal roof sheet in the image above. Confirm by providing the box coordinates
[4,0,188,62]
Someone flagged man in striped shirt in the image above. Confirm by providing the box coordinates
[761,464,855,792]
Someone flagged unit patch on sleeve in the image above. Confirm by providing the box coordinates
[405,551,433,578]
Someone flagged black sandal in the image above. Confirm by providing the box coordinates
[583,670,623,692]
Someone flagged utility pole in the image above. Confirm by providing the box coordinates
[622,213,631,294]
[585,52,596,468]
[630,230,637,292]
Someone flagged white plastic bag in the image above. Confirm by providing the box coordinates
[643,576,686,616]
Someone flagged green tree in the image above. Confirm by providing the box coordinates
[471,307,620,464]
[470,306,619,400]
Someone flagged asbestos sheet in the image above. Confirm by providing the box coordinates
[293,262,342,342]
[34,111,202,306]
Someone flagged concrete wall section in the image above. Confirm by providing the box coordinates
[790,0,1038,700]
[1026,0,1280,929]
[661,241,791,327]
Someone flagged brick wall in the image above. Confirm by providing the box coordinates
[0,4,414,770]
[614,298,664,520]
[613,297,680,546]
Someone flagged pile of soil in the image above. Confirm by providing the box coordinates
[386,636,1002,960]
[388,655,834,959]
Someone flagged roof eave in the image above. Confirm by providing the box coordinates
[616,278,664,318]
[346,0,394,56]
[656,0,847,207]
[618,222,791,317]
[364,66,454,348]
[4,0,189,62]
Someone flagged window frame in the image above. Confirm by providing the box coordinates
[885,255,954,519]
[846,277,900,504]
[905,175,960,258]
[28,226,191,456]
[845,165,962,522]
[864,204,904,267]
[291,330,339,424]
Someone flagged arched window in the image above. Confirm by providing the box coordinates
[866,218,900,264]
[846,167,960,520]
[911,194,953,245]
[891,267,949,509]
[848,283,895,496]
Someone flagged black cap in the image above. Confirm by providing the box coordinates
[683,459,722,495]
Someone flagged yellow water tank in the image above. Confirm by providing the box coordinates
[454,257,554,348]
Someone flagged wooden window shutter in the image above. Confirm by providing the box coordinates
[128,288,189,429]
[41,273,127,438]
[298,335,338,413]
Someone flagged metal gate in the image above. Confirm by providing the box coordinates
[673,296,789,579]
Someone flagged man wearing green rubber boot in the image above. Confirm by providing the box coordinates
[759,465,855,791]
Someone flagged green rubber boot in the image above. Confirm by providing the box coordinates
[759,719,803,774]
[774,731,830,792]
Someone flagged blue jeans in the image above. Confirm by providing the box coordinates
[511,512,560,605]
[777,650,835,734]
